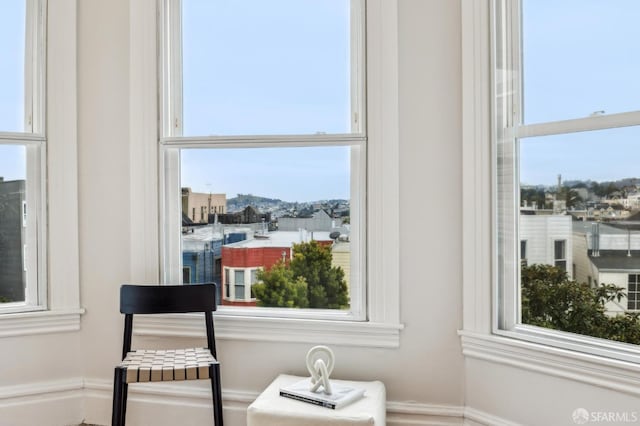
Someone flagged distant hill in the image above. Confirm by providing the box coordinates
[227,194,283,212]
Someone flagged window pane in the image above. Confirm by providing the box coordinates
[0,145,27,303]
[520,126,640,198]
[554,240,565,260]
[516,125,640,343]
[522,0,640,124]
[181,146,352,309]
[0,0,26,132]
[181,0,352,136]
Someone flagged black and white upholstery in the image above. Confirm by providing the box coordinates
[111,284,223,426]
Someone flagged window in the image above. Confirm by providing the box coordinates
[0,0,46,312]
[629,274,640,311]
[553,240,566,271]
[141,0,400,346]
[520,240,527,267]
[234,270,245,300]
[160,0,366,319]
[494,0,640,354]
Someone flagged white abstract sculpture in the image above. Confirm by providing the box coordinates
[306,345,335,395]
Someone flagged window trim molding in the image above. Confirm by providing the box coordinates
[461,0,640,381]
[134,313,403,348]
[460,330,640,398]
[129,0,402,346]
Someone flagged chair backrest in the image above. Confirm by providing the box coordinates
[119,284,218,360]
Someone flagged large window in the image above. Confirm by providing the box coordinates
[160,0,365,319]
[0,0,46,312]
[495,0,640,356]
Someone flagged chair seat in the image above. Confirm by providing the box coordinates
[119,348,217,383]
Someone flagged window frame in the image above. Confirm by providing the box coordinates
[159,0,368,322]
[0,0,47,314]
[463,0,640,365]
[130,0,401,347]
[461,0,640,395]
[0,0,82,335]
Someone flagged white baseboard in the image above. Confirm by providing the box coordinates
[0,377,515,426]
[0,377,85,426]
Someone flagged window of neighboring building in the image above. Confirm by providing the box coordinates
[234,270,245,300]
[494,0,640,353]
[0,0,46,312]
[520,240,527,267]
[554,240,566,271]
[161,0,366,319]
[628,274,640,311]
[182,267,191,284]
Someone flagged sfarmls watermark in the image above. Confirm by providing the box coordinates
[573,408,639,424]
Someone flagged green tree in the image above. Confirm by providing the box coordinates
[290,241,349,309]
[252,261,309,308]
[521,264,640,344]
[556,185,583,209]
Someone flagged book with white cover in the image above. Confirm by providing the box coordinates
[279,378,366,409]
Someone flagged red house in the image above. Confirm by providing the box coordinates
[221,231,332,306]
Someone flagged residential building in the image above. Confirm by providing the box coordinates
[220,230,333,306]
[519,213,574,278]
[181,187,226,224]
[573,221,640,314]
[0,179,25,302]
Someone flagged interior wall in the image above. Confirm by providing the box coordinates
[466,358,640,426]
[74,0,465,424]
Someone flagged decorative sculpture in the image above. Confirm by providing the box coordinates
[306,345,335,395]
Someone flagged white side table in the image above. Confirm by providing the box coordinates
[247,374,386,426]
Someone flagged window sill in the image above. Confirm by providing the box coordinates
[0,308,85,338]
[459,330,640,397]
[134,313,404,348]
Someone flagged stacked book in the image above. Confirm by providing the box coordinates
[279,378,365,409]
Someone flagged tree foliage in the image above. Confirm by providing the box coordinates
[252,241,349,309]
[521,264,640,345]
[252,261,308,308]
[290,241,349,309]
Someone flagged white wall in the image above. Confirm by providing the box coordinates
[77,0,465,425]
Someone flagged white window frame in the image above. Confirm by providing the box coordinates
[0,0,82,335]
[161,0,364,323]
[129,0,401,348]
[223,267,260,302]
[461,0,640,394]
[0,0,46,314]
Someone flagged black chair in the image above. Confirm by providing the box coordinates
[111,284,223,426]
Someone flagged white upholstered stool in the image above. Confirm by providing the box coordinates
[247,374,386,426]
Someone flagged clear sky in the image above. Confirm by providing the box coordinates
[2,1,640,194]
[0,0,26,182]
[520,0,640,186]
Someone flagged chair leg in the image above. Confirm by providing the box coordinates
[112,368,126,426]
[210,363,223,426]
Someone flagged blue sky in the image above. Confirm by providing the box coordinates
[519,0,640,186]
[0,0,26,182]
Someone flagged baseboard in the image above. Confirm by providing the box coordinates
[464,407,522,426]
[0,377,516,426]
[0,377,85,426]
[85,378,469,426]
